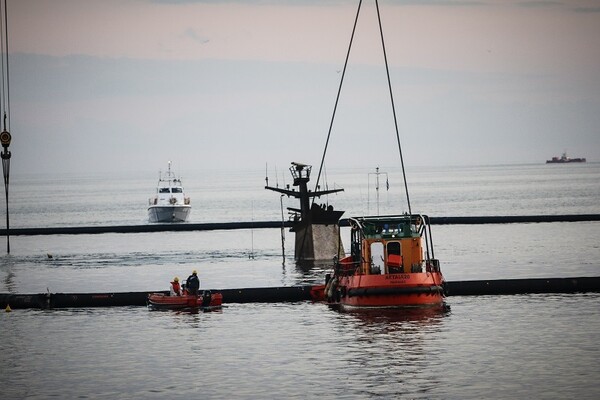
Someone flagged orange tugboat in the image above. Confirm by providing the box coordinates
[147,290,222,311]
[320,214,447,309]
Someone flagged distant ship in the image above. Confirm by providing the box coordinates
[546,152,586,164]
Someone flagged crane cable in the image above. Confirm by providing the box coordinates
[374,0,411,215]
[312,0,363,206]
[314,0,412,215]
[1,0,10,131]
[0,0,11,254]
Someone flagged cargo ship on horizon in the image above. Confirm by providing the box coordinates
[546,152,586,163]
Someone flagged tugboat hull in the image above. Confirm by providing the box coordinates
[341,288,445,308]
[334,273,446,308]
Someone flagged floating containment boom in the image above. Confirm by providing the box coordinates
[1,277,599,309]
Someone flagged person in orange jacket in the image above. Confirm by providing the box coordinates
[170,277,182,296]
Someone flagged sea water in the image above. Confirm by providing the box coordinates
[1,163,599,399]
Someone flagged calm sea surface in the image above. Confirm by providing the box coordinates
[1,163,599,399]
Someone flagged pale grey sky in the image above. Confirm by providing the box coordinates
[5,0,600,174]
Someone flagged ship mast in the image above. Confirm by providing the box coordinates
[265,162,345,261]
[266,162,343,223]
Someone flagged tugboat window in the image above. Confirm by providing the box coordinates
[370,242,385,275]
[387,241,403,273]
[159,188,170,193]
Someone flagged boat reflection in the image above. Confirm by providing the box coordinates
[331,304,450,326]
[148,307,224,315]
[294,259,332,273]
[292,259,334,285]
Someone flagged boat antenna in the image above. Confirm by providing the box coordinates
[249,201,255,259]
[374,0,412,215]
[312,0,363,204]
[0,0,12,253]
[368,166,389,216]
[264,162,268,187]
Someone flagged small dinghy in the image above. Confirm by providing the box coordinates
[147,290,222,311]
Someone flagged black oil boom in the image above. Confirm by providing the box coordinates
[1,214,598,236]
[1,276,599,309]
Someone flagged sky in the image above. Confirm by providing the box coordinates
[3,0,600,175]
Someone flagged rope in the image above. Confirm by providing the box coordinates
[1,0,9,131]
[313,0,363,200]
[302,0,364,262]
[374,0,411,215]
[0,0,5,124]
[314,0,412,215]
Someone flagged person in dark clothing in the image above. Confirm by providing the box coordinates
[186,270,200,295]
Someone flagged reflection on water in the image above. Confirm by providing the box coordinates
[338,305,450,327]
[2,256,16,292]
[1,295,599,399]
[294,259,334,285]
[322,305,450,399]
[147,306,225,316]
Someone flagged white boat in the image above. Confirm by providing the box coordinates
[148,162,191,223]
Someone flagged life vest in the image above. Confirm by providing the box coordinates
[171,281,181,295]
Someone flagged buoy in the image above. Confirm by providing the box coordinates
[5,304,11,312]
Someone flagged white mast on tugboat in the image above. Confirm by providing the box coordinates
[368,166,389,216]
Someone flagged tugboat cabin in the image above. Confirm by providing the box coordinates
[343,214,440,276]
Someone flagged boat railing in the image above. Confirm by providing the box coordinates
[419,214,436,264]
